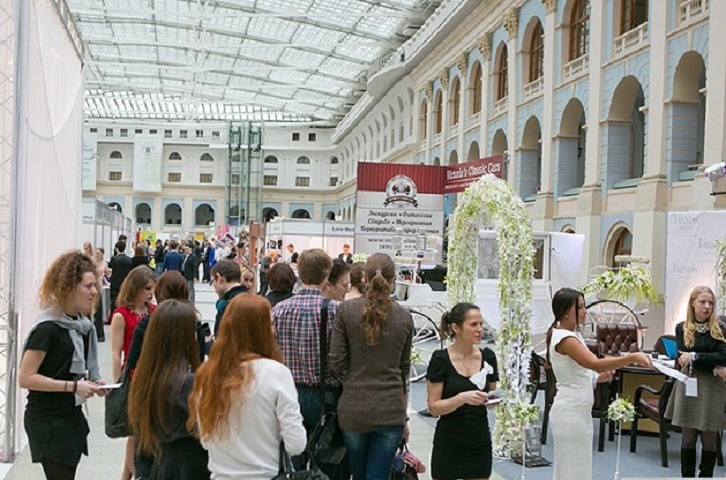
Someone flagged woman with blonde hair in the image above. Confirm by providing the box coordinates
[330,252,413,480]
[19,251,103,479]
[189,294,305,478]
[110,266,156,480]
[128,299,209,480]
[666,285,726,477]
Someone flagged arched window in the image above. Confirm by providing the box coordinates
[419,100,428,140]
[470,62,482,115]
[135,203,151,225]
[297,156,310,164]
[194,204,215,226]
[330,157,339,165]
[434,91,443,134]
[449,77,461,126]
[495,44,509,101]
[264,155,278,164]
[164,203,182,225]
[169,152,182,160]
[569,0,590,61]
[325,211,336,220]
[529,21,544,83]
[200,153,214,162]
[606,226,632,267]
[620,0,648,34]
[110,151,123,159]
[291,209,311,219]
[262,208,278,222]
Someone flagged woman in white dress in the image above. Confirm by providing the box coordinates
[546,288,652,480]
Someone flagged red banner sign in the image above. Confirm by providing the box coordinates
[443,155,504,193]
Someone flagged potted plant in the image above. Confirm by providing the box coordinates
[583,264,659,307]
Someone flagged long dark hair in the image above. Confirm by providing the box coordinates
[362,253,395,345]
[440,302,480,340]
[128,300,200,455]
[545,288,584,366]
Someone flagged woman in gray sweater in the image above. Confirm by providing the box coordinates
[330,252,414,480]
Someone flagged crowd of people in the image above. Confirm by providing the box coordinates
[16,237,726,480]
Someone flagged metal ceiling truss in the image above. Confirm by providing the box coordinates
[66,0,436,122]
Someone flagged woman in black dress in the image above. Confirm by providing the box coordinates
[128,299,209,480]
[18,251,103,480]
[427,302,498,480]
[665,285,726,477]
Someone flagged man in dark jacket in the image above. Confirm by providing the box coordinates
[163,240,183,272]
[108,240,132,310]
[182,243,199,305]
[153,239,165,275]
[211,259,248,337]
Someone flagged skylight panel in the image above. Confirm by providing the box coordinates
[278,49,327,68]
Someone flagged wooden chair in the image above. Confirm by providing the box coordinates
[629,378,679,467]
[527,351,546,405]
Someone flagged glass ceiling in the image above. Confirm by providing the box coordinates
[68,0,436,123]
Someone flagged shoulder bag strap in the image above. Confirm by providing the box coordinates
[319,298,331,395]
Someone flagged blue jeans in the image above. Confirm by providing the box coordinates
[342,426,403,480]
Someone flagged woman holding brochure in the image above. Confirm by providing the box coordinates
[546,288,652,480]
[665,285,726,478]
[18,251,104,480]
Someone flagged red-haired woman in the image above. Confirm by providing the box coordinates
[128,299,209,480]
[189,294,306,478]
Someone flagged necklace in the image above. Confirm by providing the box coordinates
[695,321,709,333]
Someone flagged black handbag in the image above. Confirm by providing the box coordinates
[272,443,330,480]
[307,300,347,466]
[105,365,131,438]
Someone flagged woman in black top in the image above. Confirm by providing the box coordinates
[128,299,209,480]
[666,285,726,477]
[131,244,151,270]
[18,251,103,480]
[427,302,499,480]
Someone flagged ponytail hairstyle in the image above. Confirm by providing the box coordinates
[361,253,396,345]
[440,302,480,340]
[545,288,584,367]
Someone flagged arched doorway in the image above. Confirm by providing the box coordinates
[557,98,587,196]
[467,141,480,162]
[135,203,151,225]
[262,208,278,222]
[164,203,182,225]
[194,204,215,226]
[520,116,542,200]
[604,224,633,267]
[325,211,336,220]
[291,209,311,219]
[492,129,509,180]
[669,51,706,180]
[605,76,645,188]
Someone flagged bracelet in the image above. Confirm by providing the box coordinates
[72,380,78,394]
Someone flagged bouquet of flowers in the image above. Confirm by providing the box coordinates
[584,265,659,305]
[607,397,636,423]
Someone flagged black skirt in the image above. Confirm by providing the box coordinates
[24,407,89,467]
[432,415,492,479]
[151,437,210,480]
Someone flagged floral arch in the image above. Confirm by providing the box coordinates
[447,174,537,456]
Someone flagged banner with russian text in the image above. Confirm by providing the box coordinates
[355,163,445,255]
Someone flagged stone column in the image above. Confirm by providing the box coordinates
[478,35,491,156]
[533,0,558,231]
[456,53,467,162]
[504,8,519,187]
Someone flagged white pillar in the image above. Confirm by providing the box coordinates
[704,0,726,167]
[505,8,519,186]
[478,35,491,156]
[539,1,557,194]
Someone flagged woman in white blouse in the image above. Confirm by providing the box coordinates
[188,294,305,479]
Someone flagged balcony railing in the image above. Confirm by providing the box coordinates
[493,96,508,117]
[679,0,709,25]
[419,140,427,152]
[433,132,442,145]
[523,77,543,101]
[449,123,460,138]
[614,22,648,55]
[563,54,589,82]
[469,113,480,129]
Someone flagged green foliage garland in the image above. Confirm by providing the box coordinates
[447,174,536,456]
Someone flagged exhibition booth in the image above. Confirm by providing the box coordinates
[264,218,355,263]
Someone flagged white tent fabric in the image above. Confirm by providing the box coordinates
[9,0,84,452]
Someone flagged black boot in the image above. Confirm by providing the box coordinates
[682,448,697,477]
[699,449,717,477]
